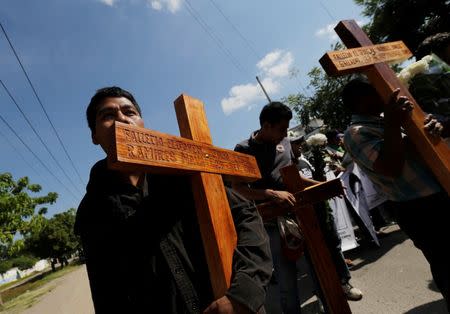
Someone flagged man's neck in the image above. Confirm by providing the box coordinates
[117,171,145,187]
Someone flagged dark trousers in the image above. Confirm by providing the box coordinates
[390,192,449,311]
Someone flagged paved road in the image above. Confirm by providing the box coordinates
[21,266,93,314]
[21,225,447,313]
[300,224,447,313]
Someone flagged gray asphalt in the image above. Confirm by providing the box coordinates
[21,225,447,313]
[300,224,447,313]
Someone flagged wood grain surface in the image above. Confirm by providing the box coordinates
[110,122,261,182]
[320,41,411,76]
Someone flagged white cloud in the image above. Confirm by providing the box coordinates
[98,0,183,12]
[221,75,281,115]
[148,0,182,13]
[257,50,283,70]
[259,51,293,78]
[315,23,339,41]
[150,1,162,10]
[100,0,117,6]
[315,20,365,42]
[221,50,293,115]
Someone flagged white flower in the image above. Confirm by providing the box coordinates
[306,133,327,147]
[398,58,429,87]
[397,53,449,87]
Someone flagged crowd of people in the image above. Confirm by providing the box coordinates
[74,32,449,313]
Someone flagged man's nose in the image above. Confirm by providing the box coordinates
[116,111,130,124]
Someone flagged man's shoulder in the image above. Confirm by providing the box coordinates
[345,123,379,140]
[234,138,251,152]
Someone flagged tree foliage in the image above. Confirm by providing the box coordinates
[0,173,57,256]
[284,44,354,131]
[354,0,450,54]
[25,208,79,262]
[0,255,38,274]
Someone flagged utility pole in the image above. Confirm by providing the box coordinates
[256,76,271,103]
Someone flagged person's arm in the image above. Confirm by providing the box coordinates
[300,175,321,186]
[373,89,414,177]
[76,204,129,313]
[204,188,272,314]
[74,194,128,313]
[231,181,295,206]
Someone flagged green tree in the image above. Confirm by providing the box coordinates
[354,0,450,54]
[0,173,57,256]
[284,63,353,131]
[25,208,79,270]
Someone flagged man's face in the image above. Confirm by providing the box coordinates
[356,92,384,116]
[92,97,144,155]
[263,119,290,144]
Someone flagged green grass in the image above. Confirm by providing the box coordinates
[0,265,81,313]
[0,272,45,292]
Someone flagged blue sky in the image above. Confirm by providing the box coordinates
[1,0,367,216]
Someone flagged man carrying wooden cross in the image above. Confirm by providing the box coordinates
[319,20,449,310]
[74,86,272,313]
[341,78,450,310]
[232,102,362,314]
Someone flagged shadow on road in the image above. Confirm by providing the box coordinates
[403,299,447,314]
[345,226,408,271]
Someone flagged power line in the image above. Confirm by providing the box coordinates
[208,0,262,60]
[183,0,249,76]
[319,1,336,23]
[0,80,83,196]
[0,22,85,186]
[0,127,43,180]
[0,114,79,202]
[206,1,310,99]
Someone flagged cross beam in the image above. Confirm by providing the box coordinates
[319,20,450,195]
[256,178,343,221]
[109,94,261,298]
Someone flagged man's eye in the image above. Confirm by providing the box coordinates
[101,113,115,120]
[125,110,137,116]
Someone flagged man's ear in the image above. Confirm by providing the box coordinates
[91,132,98,145]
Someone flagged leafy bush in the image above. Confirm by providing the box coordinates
[0,256,38,274]
[11,256,38,271]
[0,259,13,274]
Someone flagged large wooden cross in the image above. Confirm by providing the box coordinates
[257,168,351,314]
[108,94,261,298]
[319,20,450,195]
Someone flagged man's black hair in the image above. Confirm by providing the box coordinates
[86,86,142,132]
[415,32,450,60]
[259,101,292,126]
[341,77,376,112]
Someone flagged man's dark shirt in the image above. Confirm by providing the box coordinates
[234,131,294,193]
[75,159,271,313]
